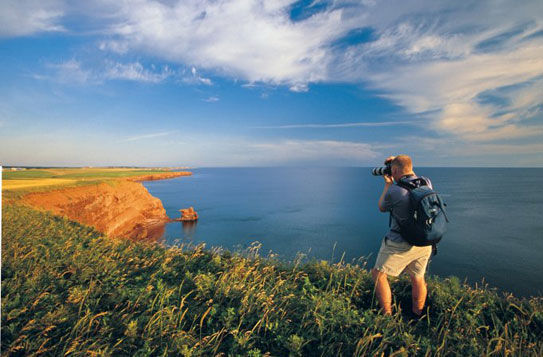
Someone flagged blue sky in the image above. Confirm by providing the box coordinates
[1,0,542,167]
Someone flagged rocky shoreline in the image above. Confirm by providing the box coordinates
[23,171,191,240]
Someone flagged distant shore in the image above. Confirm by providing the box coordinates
[3,168,192,240]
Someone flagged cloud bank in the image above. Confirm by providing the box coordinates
[0,0,65,37]
[4,0,543,150]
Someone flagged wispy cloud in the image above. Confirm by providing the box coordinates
[7,0,543,149]
[183,138,380,166]
[1,131,380,167]
[44,59,94,84]
[94,0,542,144]
[254,121,419,129]
[0,0,65,37]
[100,0,355,88]
[203,96,219,103]
[104,62,173,83]
[35,60,175,85]
[121,131,176,142]
[243,139,379,165]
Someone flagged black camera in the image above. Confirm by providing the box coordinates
[372,163,391,176]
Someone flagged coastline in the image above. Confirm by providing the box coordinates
[21,171,192,241]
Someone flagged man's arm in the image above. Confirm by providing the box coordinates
[378,174,394,212]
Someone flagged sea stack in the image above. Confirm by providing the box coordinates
[179,207,198,221]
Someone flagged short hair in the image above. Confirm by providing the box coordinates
[391,155,413,173]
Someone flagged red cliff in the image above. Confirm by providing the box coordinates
[23,172,191,240]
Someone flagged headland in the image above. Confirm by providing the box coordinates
[3,167,191,240]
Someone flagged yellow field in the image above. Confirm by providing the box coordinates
[2,167,182,192]
[2,178,77,190]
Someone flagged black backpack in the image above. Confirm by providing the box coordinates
[390,176,449,254]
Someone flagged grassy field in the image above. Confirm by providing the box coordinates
[2,168,175,190]
[2,202,542,356]
[2,168,174,180]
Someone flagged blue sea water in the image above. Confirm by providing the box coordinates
[143,167,543,297]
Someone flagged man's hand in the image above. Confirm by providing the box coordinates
[383,155,395,185]
[383,174,394,185]
[384,156,395,165]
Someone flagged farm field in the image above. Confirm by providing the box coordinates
[2,168,177,191]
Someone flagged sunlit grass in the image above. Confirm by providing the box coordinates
[2,168,173,180]
[2,204,542,356]
[2,178,78,190]
[1,167,181,201]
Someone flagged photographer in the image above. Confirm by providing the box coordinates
[372,155,433,317]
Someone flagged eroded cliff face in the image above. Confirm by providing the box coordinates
[23,172,191,240]
[127,172,192,182]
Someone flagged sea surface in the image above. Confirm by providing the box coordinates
[143,167,543,297]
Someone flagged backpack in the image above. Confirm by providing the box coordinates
[390,176,449,254]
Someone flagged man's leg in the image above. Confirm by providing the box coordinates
[371,268,392,315]
[410,275,427,315]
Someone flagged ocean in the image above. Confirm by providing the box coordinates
[142,167,543,297]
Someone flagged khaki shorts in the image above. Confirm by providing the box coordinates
[374,237,432,278]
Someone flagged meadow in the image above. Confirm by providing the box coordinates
[2,168,543,356]
[2,168,174,191]
[2,167,182,200]
[2,206,542,356]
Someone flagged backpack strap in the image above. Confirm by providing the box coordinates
[397,176,428,190]
[436,194,450,223]
[388,177,417,229]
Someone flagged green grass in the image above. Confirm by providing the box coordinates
[55,170,172,179]
[2,170,57,180]
[2,204,542,356]
[3,169,171,180]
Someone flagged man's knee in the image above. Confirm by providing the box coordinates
[410,274,426,287]
[372,268,387,282]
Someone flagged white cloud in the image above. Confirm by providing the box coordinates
[461,125,543,142]
[203,96,219,103]
[0,130,379,167]
[371,135,543,167]
[105,62,173,83]
[6,0,543,148]
[0,0,65,37]
[243,139,379,165]
[181,67,213,86]
[37,60,174,85]
[47,59,94,84]
[179,138,379,166]
[92,0,542,143]
[156,136,380,166]
[102,0,355,88]
[361,38,543,141]
[289,83,309,93]
[254,121,418,129]
[121,131,176,142]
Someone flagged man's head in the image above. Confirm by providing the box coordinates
[390,155,414,181]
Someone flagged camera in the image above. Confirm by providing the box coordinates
[372,163,391,176]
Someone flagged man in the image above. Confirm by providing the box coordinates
[372,154,432,316]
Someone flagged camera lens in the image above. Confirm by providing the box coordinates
[372,167,384,176]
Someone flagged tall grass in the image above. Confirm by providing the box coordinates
[2,204,542,356]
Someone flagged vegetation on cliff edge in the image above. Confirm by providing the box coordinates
[2,204,542,356]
